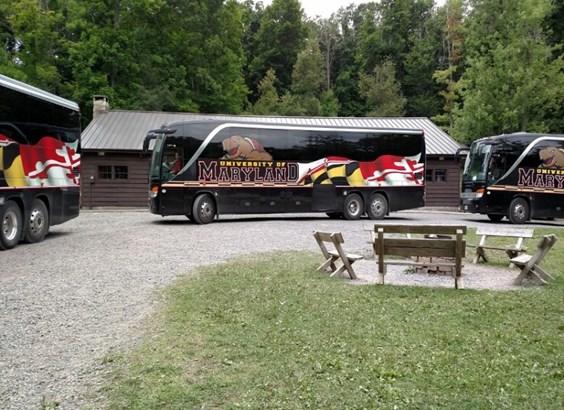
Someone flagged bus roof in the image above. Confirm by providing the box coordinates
[474,132,564,145]
[162,119,425,134]
[0,74,79,112]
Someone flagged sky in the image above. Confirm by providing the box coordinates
[261,0,447,19]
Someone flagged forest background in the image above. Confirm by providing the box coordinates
[0,0,562,143]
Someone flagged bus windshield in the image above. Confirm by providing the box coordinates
[149,137,165,181]
[463,142,492,181]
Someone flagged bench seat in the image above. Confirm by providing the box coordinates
[327,250,364,261]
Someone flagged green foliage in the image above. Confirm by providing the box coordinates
[105,230,564,408]
[1,0,563,133]
[453,0,564,142]
[250,68,281,115]
[359,60,407,116]
[249,0,307,96]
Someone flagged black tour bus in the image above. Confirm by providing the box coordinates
[144,120,425,223]
[0,74,81,249]
[461,132,564,223]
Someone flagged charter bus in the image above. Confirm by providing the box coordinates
[143,120,425,223]
[461,132,564,223]
[0,74,81,249]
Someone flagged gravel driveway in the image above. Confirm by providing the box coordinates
[1,209,562,409]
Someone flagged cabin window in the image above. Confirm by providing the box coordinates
[98,165,128,180]
[426,168,447,182]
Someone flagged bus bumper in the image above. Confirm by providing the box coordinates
[460,194,484,214]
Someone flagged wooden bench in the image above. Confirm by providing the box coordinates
[372,225,467,289]
[313,231,364,279]
[511,234,558,285]
[473,227,534,267]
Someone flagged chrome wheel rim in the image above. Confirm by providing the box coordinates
[199,201,213,219]
[347,199,361,217]
[2,209,18,241]
[513,204,526,221]
[370,198,385,217]
[29,208,45,235]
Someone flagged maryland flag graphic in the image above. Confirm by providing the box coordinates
[298,155,423,187]
[0,134,80,188]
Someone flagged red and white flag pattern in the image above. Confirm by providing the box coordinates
[18,136,80,186]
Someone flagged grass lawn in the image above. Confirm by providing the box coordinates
[105,228,564,409]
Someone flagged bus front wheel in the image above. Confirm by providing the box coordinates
[192,194,216,224]
[0,200,23,250]
[24,198,49,243]
[508,197,530,224]
[367,193,388,220]
[343,193,363,220]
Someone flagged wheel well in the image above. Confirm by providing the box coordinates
[35,195,50,214]
[4,196,24,216]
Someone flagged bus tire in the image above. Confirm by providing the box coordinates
[508,197,530,224]
[343,193,363,220]
[326,212,343,219]
[192,194,216,224]
[367,193,388,220]
[24,198,49,243]
[0,200,23,250]
[487,214,504,223]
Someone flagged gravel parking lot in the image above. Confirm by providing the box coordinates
[1,209,562,409]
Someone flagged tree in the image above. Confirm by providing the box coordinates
[432,0,465,130]
[250,68,281,115]
[315,16,340,90]
[453,0,564,142]
[249,0,307,96]
[359,60,406,116]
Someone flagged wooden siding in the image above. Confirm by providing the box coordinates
[81,152,150,208]
[81,153,461,208]
[425,157,461,207]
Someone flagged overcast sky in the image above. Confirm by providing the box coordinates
[261,0,446,19]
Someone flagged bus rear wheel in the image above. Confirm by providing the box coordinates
[1,200,22,250]
[343,193,363,220]
[367,193,388,220]
[487,214,504,223]
[508,197,530,224]
[192,194,216,224]
[24,199,49,243]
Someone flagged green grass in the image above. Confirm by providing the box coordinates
[106,228,564,409]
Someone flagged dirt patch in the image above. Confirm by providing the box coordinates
[348,259,536,291]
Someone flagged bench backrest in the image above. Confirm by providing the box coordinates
[313,231,344,244]
[475,227,534,238]
[373,225,466,258]
[373,224,467,236]
[530,234,558,265]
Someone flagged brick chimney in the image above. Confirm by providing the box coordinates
[92,95,109,118]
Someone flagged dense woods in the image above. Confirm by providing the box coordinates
[0,0,562,142]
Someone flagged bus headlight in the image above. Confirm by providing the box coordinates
[150,185,159,198]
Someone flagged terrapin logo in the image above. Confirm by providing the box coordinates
[517,145,564,190]
[539,147,564,169]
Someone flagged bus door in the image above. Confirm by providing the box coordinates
[159,140,188,215]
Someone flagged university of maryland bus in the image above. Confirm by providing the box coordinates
[0,75,80,249]
[144,121,425,223]
[461,132,564,223]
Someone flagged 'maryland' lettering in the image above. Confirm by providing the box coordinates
[518,168,564,189]
[198,160,299,183]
